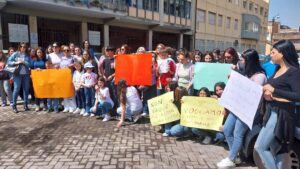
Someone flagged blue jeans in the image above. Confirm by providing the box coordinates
[12,75,30,106]
[96,102,113,116]
[84,87,95,114]
[191,128,207,137]
[142,85,156,114]
[254,111,278,169]
[107,80,118,108]
[47,98,59,112]
[224,113,249,161]
[0,80,12,104]
[35,98,47,107]
[117,106,142,120]
[75,88,85,109]
[165,123,189,137]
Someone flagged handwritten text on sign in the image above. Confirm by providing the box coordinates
[148,92,180,126]
[180,97,224,131]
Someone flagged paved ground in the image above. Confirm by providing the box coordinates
[0,104,258,169]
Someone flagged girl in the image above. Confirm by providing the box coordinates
[31,47,47,112]
[217,49,267,168]
[203,52,215,63]
[91,77,114,121]
[116,79,143,128]
[81,62,97,117]
[163,86,189,137]
[0,50,12,107]
[73,62,85,115]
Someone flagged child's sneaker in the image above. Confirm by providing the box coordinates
[62,108,69,113]
[162,133,169,137]
[69,108,75,113]
[83,112,89,117]
[73,108,81,114]
[80,109,85,115]
[217,157,236,168]
[102,115,111,122]
[90,113,95,117]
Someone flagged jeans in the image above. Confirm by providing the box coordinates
[254,111,278,169]
[12,75,30,106]
[47,98,59,112]
[191,128,207,137]
[95,102,113,116]
[63,97,76,110]
[84,87,95,114]
[0,80,12,105]
[142,85,156,114]
[156,88,166,96]
[75,88,85,109]
[165,123,189,137]
[117,106,142,120]
[107,80,118,108]
[224,113,249,161]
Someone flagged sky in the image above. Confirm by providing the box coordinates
[269,0,300,28]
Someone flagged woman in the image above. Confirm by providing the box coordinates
[203,51,215,63]
[82,40,94,59]
[223,47,239,65]
[82,50,98,75]
[31,47,47,111]
[73,46,82,62]
[217,49,267,168]
[60,46,76,113]
[254,40,300,169]
[0,50,12,107]
[45,44,53,60]
[173,49,194,95]
[120,44,130,54]
[117,79,143,128]
[7,42,31,113]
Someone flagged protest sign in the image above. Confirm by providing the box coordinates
[219,71,263,129]
[193,63,232,91]
[148,92,180,126]
[31,68,74,98]
[115,53,152,85]
[180,96,224,131]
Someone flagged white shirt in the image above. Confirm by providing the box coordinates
[73,70,84,89]
[81,72,97,87]
[95,87,114,107]
[49,52,63,67]
[126,86,143,112]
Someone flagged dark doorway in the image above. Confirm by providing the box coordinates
[153,31,178,49]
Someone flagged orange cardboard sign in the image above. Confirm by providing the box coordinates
[115,53,152,85]
[31,68,74,98]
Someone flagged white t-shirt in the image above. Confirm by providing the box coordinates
[73,70,84,89]
[81,72,97,87]
[49,52,63,67]
[126,86,143,112]
[95,87,114,107]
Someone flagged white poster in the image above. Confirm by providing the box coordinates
[88,31,101,46]
[157,59,169,73]
[8,23,29,42]
[219,71,263,129]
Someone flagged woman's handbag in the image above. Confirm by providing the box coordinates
[4,64,21,76]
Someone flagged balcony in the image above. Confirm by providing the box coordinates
[241,14,261,40]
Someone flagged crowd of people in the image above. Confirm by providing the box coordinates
[0,39,299,168]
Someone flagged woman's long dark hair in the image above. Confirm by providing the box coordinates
[214,82,226,96]
[242,49,265,78]
[174,86,188,111]
[117,79,127,104]
[273,40,299,68]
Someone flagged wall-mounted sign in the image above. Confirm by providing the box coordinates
[8,23,29,43]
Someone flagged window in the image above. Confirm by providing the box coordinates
[164,0,169,14]
[249,2,253,11]
[264,9,268,17]
[234,19,238,30]
[137,0,143,9]
[170,0,175,15]
[260,7,263,15]
[184,1,191,19]
[175,0,180,17]
[254,4,258,13]
[226,17,231,28]
[218,15,223,27]
[153,0,159,12]
[245,21,259,32]
[243,0,247,8]
[208,12,216,25]
[197,10,205,23]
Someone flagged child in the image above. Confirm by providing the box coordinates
[163,86,189,137]
[91,77,114,121]
[73,61,85,115]
[81,62,97,117]
[45,60,59,113]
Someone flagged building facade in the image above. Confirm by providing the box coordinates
[195,0,269,53]
[0,0,195,52]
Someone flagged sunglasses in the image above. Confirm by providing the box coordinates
[64,49,70,52]
[20,46,26,48]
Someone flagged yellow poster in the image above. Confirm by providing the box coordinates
[180,96,224,131]
[148,92,180,126]
[31,68,74,98]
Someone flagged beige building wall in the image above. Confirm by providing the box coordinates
[195,0,269,53]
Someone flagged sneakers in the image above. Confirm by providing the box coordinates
[202,136,212,145]
[83,112,90,117]
[217,157,236,168]
[102,115,111,122]
[62,108,69,113]
[69,108,75,113]
[73,108,81,114]
[141,112,149,118]
[80,109,85,115]
[133,114,141,123]
[162,133,169,137]
[1,103,7,107]
[35,106,40,112]
[90,113,95,117]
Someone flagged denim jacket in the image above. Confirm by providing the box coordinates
[7,52,31,75]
